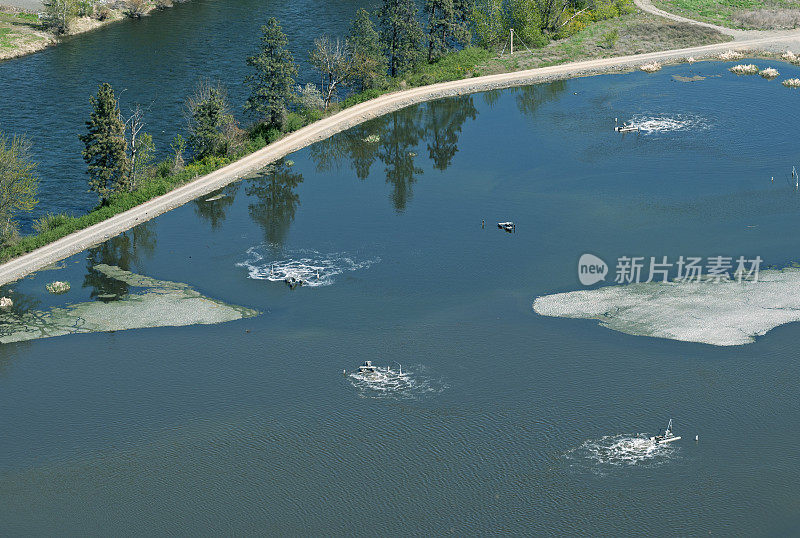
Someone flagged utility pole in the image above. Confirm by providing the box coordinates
[510,28,514,55]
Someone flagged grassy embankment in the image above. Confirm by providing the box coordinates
[0,2,173,61]
[653,0,800,30]
[0,8,53,60]
[0,6,733,262]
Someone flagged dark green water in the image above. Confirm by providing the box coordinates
[2,62,800,534]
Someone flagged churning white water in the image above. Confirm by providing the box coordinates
[627,114,710,134]
[566,434,678,470]
[237,246,380,287]
[347,364,448,400]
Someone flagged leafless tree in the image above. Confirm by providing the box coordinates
[309,36,358,108]
[124,105,154,188]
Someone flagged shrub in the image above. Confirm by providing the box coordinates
[729,64,759,75]
[284,112,307,132]
[599,29,619,49]
[46,281,70,294]
[296,83,325,111]
[33,212,72,233]
[759,67,780,79]
[95,5,110,20]
[124,0,147,18]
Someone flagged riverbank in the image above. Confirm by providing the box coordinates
[2,30,800,286]
[0,1,179,62]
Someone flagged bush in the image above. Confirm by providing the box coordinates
[75,0,94,17]
[284,112,306,132]
[33,212,72,233]
[41,0,78,34]
[124,0,147,18]
[599,29,619,49]
[296,83,325,111]
[95,5,110,20]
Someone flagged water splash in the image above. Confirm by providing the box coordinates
[566,434,677,470]
[347,364,447,400]
[627,114,710,134]
[237,246,380,287]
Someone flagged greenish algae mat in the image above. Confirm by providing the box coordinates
[0,265,259,344]
[533,269,800,346]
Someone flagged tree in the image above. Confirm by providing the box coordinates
[125,104,154,189]
[41,0,77,35]
[244,18,298,128]
[471,0,505,47]
[424,0,472,62]
[347,9,386,91]
[170,134,186,171]
[471,0,550,48]
[79,83,129,204]
[379,0,424,77]
[186,80,235,159]
[533,0,569,32]
[309,36,357,108]
[0,133,39,245]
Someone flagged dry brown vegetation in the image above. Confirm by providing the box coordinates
[732,9,800,29]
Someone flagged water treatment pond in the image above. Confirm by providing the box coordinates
[2,61,800,534]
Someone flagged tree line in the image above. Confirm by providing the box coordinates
[0,0,629,251]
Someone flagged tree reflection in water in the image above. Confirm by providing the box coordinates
[308,95,480,212]
[425,96,477,171]
[246,160,304,247]
[193,182,241,230]
[83,222,157,302]
[515,80,567,119]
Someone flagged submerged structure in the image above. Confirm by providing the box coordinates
[0,265,258,343]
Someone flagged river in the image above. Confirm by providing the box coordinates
[1,61,800,533]
[0,0,384,226]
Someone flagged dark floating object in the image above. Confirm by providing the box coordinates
[284,276,304,289]
[497,221,515,233]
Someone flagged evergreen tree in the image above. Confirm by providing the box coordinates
[347,8,386,91]
[378,0,424,77]
[244,18,298,128]
[424,0,472,62]
[79,83,129,204]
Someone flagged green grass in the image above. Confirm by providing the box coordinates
[653,0,800,28]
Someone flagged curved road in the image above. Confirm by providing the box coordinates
[1,20,799,286]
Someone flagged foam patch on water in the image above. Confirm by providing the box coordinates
[627,114,710,134]
[566,434,677,473]
[347,364,447,400]
[237,246,379,287]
